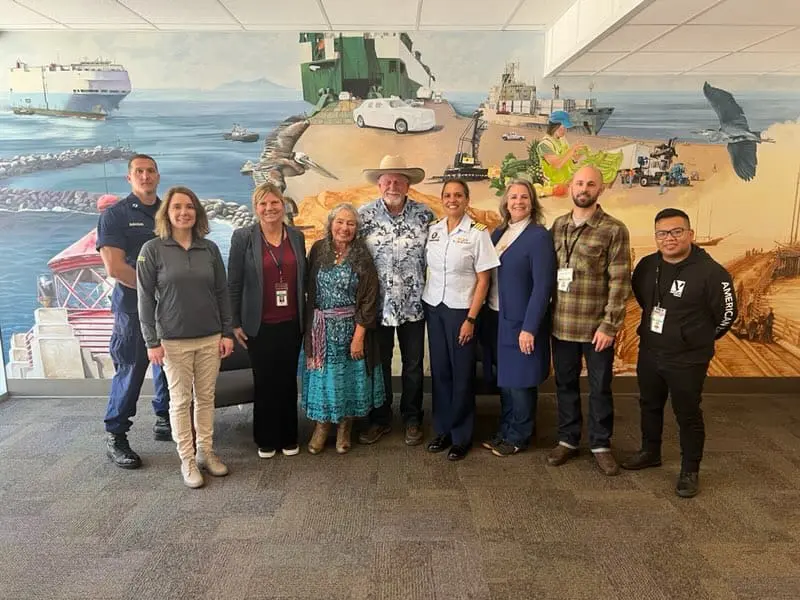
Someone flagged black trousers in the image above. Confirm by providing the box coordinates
[369,320,426,427]
[247,319,301,450]
[636,348,708,472]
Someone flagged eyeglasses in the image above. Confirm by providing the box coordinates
[655,227,687,240]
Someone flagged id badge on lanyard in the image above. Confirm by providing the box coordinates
[275,282,289,307]
[650,306,666,334]
[557,268,573,292]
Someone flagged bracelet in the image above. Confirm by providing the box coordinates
[465,316,476,325]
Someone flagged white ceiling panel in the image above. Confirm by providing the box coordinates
[70,22,155,29]
[511,0,577,26]
[604,51,728,71]
[421,0,521,26]
[690,52,800,72]
[0,0,60,24]
[119,0,238,25]
[692,0,800,26]
[222,0,326,26]
[15,0,147,24]
[323,0,417,26]
[628,0,722,25]
[591,24,673,51]
[562,51,628,71]
[643,25,789,52]
[746,28,800,52]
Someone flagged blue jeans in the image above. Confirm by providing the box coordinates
[104,311,170,434]
[499,386,538,448]
[551,337,614,450]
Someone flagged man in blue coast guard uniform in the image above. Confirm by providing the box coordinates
[96,154,170,469]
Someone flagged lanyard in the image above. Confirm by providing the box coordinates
[562,222,587,267]
[262,227,286,279]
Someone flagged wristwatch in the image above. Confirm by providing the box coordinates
[465,316,477,325]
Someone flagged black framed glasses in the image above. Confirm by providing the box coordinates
[655,227,687,240]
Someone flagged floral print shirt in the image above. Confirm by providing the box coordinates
[359,197,435,327]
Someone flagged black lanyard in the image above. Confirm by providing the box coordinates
[563,222,587,267]
[262,227,286,279]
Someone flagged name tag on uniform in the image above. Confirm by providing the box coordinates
[557,267,573,292]
[650,306,666,334]
[453,236,469,244]
[275,282,289,307]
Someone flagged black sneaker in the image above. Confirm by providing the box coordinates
[358,424,391,445]
[481,433,503,451]
[153,415,171,441]
[676,471,699,498]
[106,433,142,469]
[491,441,523,457]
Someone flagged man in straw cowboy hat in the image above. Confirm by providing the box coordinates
[358,155,435,447]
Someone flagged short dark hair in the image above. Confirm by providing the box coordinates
[655,208,690,227]
[128,153,158,172]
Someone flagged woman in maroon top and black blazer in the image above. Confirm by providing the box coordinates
[228,182,307,458]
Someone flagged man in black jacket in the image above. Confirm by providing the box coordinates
[621,208,737,498]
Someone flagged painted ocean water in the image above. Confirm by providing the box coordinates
[1,92,798,361]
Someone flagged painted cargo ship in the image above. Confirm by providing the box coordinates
[481,62,614,135]
[298,32,436,109]
[9,60,131,119]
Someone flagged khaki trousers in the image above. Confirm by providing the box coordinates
[161,334,221,461]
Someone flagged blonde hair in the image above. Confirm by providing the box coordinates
[154,186,209,240]
[251,182,286,215]
[499,179,544,229]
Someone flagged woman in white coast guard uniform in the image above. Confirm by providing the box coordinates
[422,179,500,461]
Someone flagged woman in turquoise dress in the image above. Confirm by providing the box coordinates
[301,203,385,454]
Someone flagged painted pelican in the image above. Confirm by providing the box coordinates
[240,115,338,191]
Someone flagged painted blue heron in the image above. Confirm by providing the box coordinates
[695,82,775,182]
[240,116,338,191]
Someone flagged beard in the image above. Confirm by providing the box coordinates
[572,191,598,208]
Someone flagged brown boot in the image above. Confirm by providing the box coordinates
[546,444,579,466]
[308,422,330,455]
[594,451,620,476]
[336,418,353,454]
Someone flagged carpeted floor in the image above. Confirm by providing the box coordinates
[1,392,799,600]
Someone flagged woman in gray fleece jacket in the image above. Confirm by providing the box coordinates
[137,186,234,489]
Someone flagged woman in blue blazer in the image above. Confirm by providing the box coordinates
[482,179,556,456]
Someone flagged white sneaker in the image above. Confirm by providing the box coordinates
[181,458,204,489]
[196,448,229,477]
[257,447,276,459]
[282,445,300,456]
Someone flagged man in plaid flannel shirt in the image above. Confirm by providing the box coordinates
[546,165,631,476]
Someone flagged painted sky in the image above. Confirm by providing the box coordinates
[1,31,798,94]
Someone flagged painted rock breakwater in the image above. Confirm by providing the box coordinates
[0,146,136,180]
[0,187,255,227]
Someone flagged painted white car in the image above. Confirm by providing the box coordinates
[353,98,436,134]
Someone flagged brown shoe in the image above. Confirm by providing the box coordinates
[336,418,353,454]
[358,423,391,445]
[594,451,620,476]
[404,424,424,446]
[308,421,331,455]
[547,444,579,466]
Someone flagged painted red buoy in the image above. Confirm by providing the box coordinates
[97,194,119,211]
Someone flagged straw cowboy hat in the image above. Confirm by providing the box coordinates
[363,155,426,185]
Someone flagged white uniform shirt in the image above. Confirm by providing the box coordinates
[422,214,500,309]
[488,217,530,311]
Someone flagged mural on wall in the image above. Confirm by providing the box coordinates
[0,31,799,380]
